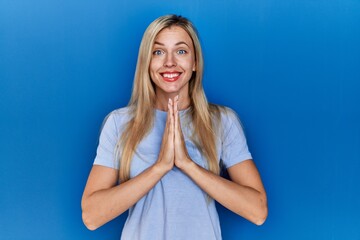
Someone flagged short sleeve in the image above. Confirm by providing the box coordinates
[93,112,120,169]
[220,108,252,169]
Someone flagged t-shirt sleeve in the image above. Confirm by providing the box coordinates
[220,108,252,169]
[93,112,120,169]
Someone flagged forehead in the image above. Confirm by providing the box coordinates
[154,26,193,46]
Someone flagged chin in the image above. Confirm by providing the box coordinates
[159,83,181,92]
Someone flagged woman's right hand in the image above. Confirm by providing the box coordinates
[156,98,175,172]
[82,101,176,230]
[82,99,183,230]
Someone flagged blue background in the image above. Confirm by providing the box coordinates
[1,0,359,239]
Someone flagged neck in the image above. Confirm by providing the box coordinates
[155,92,191,111]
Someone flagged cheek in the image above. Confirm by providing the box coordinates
[149,60,159,78]
[150,56,164,67]
[183,55,195,70]
[184,60,196,73]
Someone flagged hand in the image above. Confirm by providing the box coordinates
[156,98,175,173]
[156,96,192,173]
[173,96,192,170]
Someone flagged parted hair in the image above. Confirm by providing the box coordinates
[116,14,221,182]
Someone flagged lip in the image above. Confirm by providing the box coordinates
[160,71,182,82]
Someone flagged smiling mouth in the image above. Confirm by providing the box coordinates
[161,72,181,82]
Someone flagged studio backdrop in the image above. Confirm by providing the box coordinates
[0,0,359,239]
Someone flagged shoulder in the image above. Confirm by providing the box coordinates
[210,104,245,139]
[105,106,132,124]
[108,106,132,119]
[210,104,241,126]
[221,107,242,132]
[100,106,133,134]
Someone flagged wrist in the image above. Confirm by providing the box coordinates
[177,157,196,172]
[153,161,172,176]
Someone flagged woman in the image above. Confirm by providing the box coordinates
[82,15,267,239]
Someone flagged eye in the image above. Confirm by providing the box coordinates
[153,50,164,56]
[177,49,187,55]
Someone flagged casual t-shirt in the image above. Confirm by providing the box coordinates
[93,106,252,240]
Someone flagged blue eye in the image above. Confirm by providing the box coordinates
[153,50,163,55]
[177,50,187,55]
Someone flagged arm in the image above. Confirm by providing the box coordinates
[172,98,267,225]
[82,100,176,230]
[81,163,168,230]
[180,159,268,225]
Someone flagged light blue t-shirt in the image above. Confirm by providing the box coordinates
[93,106,252,240]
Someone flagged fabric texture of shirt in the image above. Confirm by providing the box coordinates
[93,106,252,240]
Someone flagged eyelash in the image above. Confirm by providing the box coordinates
[152,49,188,55]
[153,50,164,55]
[177,49,187,55]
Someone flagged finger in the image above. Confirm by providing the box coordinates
[175,95,179,115]
[168,98,174,123]
[164,99,171,133]
[174,97,179,133]
[168,98,174,121]
[174,95,179,112]
[174,95,182,133]
[168,98,175,137]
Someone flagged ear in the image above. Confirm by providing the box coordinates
[192,62,196,72]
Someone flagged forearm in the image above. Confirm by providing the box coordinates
[82,163,168,230]
[181,161,267,225]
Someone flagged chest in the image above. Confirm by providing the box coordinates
[129,119,214,178]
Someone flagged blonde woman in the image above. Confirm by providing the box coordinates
[82,15,267,239]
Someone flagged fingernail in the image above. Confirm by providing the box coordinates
[175,95,179,101]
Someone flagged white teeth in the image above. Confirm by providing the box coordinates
[163,73,180,78]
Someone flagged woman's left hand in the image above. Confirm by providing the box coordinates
[172,96,192,169]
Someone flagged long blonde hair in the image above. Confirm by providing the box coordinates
[116,15,221,182]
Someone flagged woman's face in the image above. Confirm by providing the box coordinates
[149,26,196,99]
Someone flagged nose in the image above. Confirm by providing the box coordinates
[163,53,177,68]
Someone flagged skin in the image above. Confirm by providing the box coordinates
[149,26,195,111]
[81,26,267,231]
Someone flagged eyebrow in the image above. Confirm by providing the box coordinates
[154,41,190,47]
